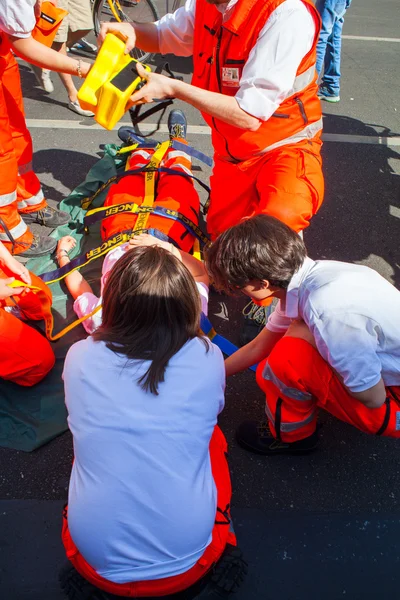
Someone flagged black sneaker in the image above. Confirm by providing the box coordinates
[239,300,275,346]
[117,126,158,147]
[22,205,70,228]
[59,562,112,599]
[17,233,57,258]
[168,109,187,140]
[236,420,318,456]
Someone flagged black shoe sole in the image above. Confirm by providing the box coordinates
[236,435,318,456]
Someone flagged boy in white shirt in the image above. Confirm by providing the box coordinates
[206,214,400,455]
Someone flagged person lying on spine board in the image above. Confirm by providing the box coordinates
[55,110,210,332]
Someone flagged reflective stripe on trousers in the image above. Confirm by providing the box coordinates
[264,402,317,433]
[0,190,17,207]
[0,217,28,241]
[263,362,313,401]
[17,188,44,210]
[262,362,316,433]
[258,118,323,157]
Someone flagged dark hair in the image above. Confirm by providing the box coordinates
[205,215,307,292]
[93,245,206,395]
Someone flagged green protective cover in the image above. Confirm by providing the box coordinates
[0,144,128,452]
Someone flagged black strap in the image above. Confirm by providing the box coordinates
[275,397,283,442]
[376,397,391,436]
[129,62,182,138]
[215,503,231,526]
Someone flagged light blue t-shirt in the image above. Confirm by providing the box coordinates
[63,335,225,584]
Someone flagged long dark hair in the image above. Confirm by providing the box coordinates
[93,245,206,395]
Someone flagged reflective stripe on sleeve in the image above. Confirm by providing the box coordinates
[0,190,17,207]
[262,362,313,401]
[0,218,28,241]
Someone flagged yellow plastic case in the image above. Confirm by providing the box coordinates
[77,33,151,130]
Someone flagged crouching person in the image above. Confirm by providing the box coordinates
[0,241,55,386]
[61,244,245,599]
[206,215,400,455]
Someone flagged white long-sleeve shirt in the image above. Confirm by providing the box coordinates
[155,0,316,121]
[0,0,35,38]
[266,258,400,393]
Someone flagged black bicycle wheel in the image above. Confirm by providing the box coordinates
[93,0,159,62]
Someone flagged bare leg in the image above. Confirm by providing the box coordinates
[53,29,91,102]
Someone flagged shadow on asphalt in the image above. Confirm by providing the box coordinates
[307,112,400,287]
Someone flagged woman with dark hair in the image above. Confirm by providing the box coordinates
[61,242,239,598]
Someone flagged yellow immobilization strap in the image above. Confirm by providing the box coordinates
[133,141,170,232]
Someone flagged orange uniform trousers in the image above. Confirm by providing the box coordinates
[207,137,324,238]
[0,34,47,254]
[0,268,55,386]
[62,425,236,597]
[257,336,400,442]
[102,145,200,252]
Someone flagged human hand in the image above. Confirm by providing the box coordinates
[98,22,136,54]
[127,64,175,107]
[57,236,76,254]
[0,277,25,300]
[129,233,170,251]
[1,255,31,285]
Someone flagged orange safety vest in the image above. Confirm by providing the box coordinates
[191,0,322,163]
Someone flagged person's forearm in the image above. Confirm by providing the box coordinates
[171,80,261,131]
[9,36,90,75]
[56,253,93,300]
[225,329,284,376]
[133,22,160,54]
[348,378,387,409]
[169,244,208,285]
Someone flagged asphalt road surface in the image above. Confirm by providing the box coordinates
[1,1,400,598]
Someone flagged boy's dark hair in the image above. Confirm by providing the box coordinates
[93,245,206,395]
[205,215,307,292]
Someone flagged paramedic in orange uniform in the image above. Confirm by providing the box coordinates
[0,240,55,386]
[0,0,91,258]
[98,0,324,240]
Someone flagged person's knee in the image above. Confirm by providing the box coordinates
[20,337,56,386]
[267,335,313,385]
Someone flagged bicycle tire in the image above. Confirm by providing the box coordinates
[92,0,159,63]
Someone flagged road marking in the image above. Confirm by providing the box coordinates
[322,133,400,146]
[26,119,209,134]
[26,119,400,147]
[343,35,400,43]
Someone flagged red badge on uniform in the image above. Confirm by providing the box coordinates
[222,67,240,88]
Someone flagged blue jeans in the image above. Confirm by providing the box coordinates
[315,0,351,96]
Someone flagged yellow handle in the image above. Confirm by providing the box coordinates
[7,279,40,291]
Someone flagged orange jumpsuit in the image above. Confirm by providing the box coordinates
[0,34,47,254]
[102,144,201,251]
[191,0,324,237]
[258,336,400,442]
[0,267,55,386]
